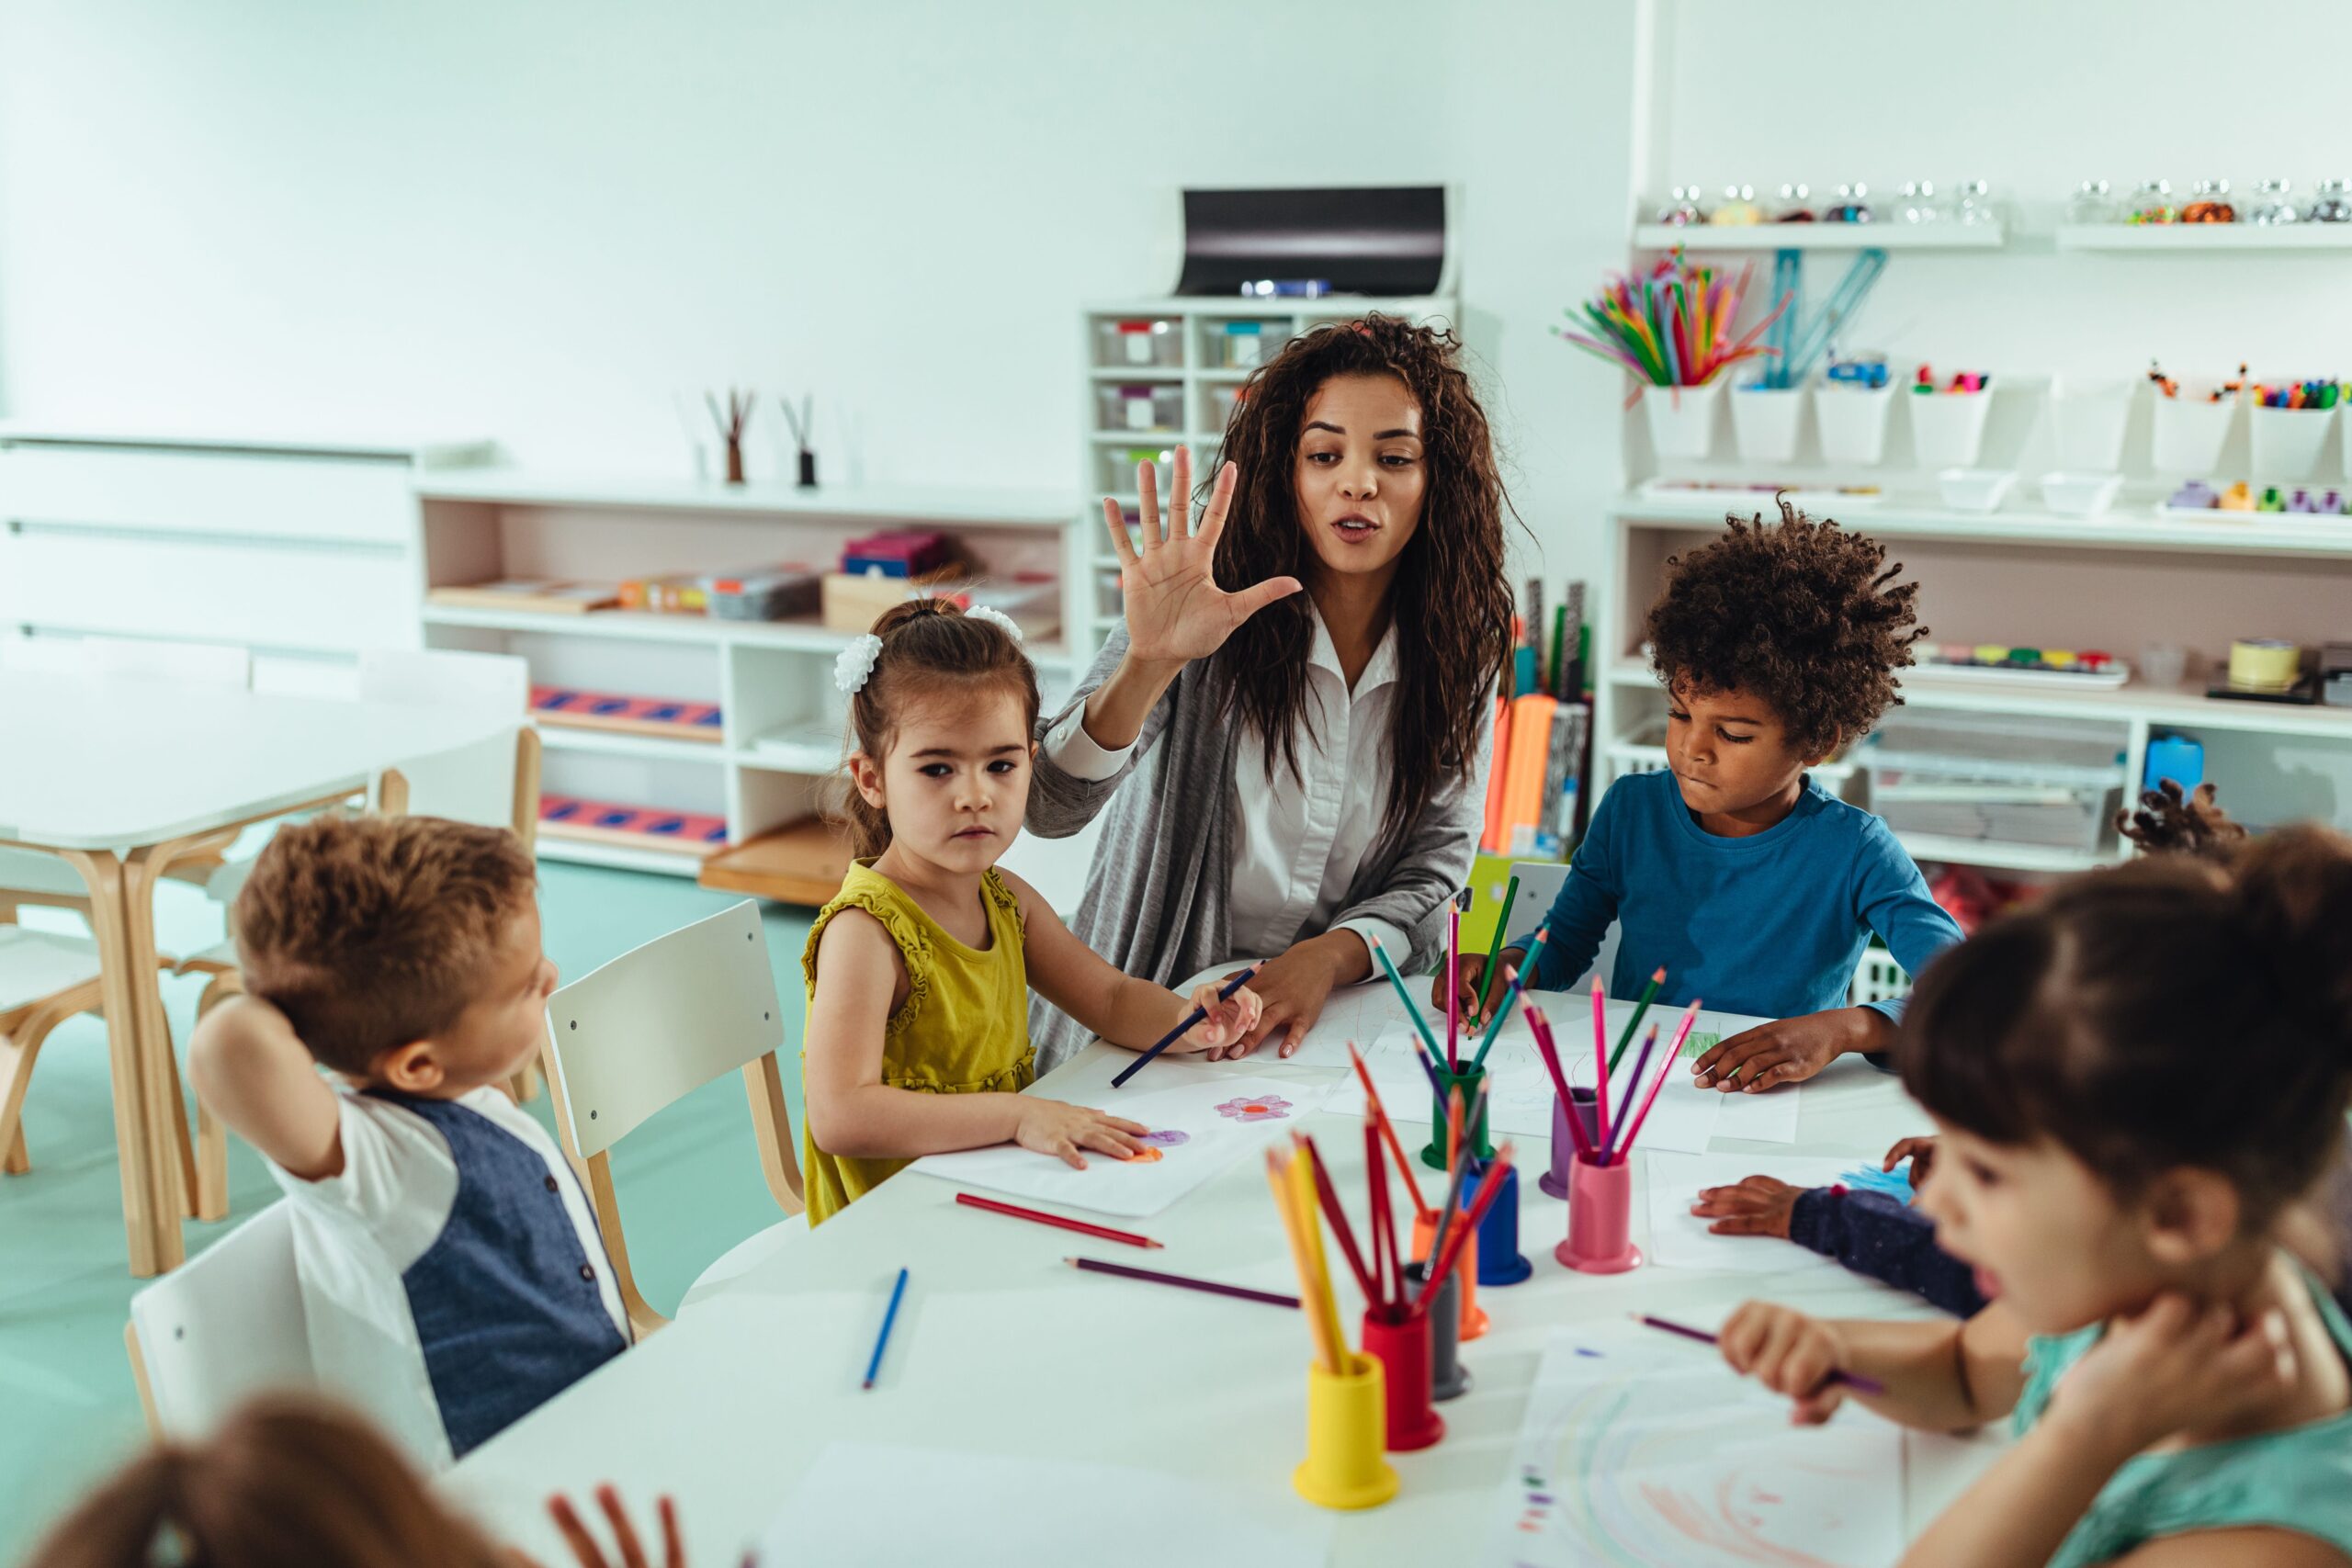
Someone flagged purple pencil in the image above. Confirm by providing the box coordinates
[1066,1257,1300,1310]
[1634,1314,1887,1396]
[1604,1023,1659,1165]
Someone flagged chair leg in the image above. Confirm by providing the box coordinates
[161,1039,204,1221]
[188,971,242,1222]
[0,1004,65,1178]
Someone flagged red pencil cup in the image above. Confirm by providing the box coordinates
[1555,1153,1643,1274]
[1419,1062,1496,1171]
[1539,1088,1599,1200]
[1412,1212,1487,1341]
[1359,1308,1445,1451]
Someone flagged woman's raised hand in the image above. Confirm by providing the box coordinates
[1103,447,1301,668]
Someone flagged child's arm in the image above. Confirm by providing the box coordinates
[187,995,344,1180]
[1691,1178,1990,1318]
[998,869,1261,1055]
[1716,1298,2030,1432]
[800,907,1153,1169]
[1854,818,1967,1032]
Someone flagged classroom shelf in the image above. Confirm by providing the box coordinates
[1632,223,2006,252]
[415,469,1080,527]
[741,719,848,775]
[1087,367,1185,382]
[537,836,708,878]
[699,817,854,906]
[1611,495,2352,560]
[424,604,1075,667]
[2055,224,2352,253]
[533,723,729,765]
[1886,833,2120,875]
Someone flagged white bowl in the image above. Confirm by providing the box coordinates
[1937,468,2017,513]
[2039,471,2123,516]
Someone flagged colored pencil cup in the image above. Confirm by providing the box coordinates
[1460,1161,1533,1286]
[1413,1212,1487,1341]
[1556,1153,1643,1275]
[1403,1261,1470,1403]
[1294,1352,1400,1511]
[1539,1088,1600,1200]
[1419,1064,1496,1171]
[1359,1309,1445,1451]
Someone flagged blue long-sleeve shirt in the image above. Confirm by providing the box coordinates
[1790,1187,1988,1317]
[1515,771,1962,1025]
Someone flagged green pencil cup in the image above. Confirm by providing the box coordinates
[1294,1352,1400,1510]
[1420,1063,1497,1171]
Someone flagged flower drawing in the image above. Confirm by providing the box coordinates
[1213,1095,1294,1122]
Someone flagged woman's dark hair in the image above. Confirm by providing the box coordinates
[838,597,1040,858]
[1206,314,1514,855]
[1898,825,2352,1226]
[24,1396,514,1568]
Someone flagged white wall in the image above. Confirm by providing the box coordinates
[0,0,1638,594]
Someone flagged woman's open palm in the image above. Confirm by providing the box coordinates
[1103,447,1301,666]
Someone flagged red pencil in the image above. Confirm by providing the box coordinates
[955,1191,1161,1249]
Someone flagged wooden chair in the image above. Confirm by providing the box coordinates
[540,899,803,1336]
[0,925,108,1179]
[126,1202,314,1438]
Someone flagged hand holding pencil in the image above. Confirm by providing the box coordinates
[1434,948,1523,1030]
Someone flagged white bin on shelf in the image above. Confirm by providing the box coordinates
[1861,710,2127,855]
[2150,395,2237,476]
[1814,385,1896,465]
[1096,383,1184,434]
[1906,391,1996,468]
[1096,318,1182,368]
[2248,404,2335,481]
[1641,380,1724,459]
[2048,378,2132,472]
[1729,384,1806,462]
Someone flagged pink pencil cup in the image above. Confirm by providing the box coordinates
[1539,1088,1600,1200]
[1555,1153,1643,1274]
[1359,1308,1445,1452]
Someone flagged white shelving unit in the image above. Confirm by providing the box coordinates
[2056,224,2352,253]
[1079,294,1457,653]
[414,470,1088,887]
[1633,223,2006,252]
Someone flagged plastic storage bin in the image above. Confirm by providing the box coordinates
[1206,319,1289,369]
[2248,404,2336,481]
[1861,710,2128,854]
[1729,384,1806,461]
[1097,444,1179,497]
[1907,391,1995,468]
[1814,384,1896,465]
[1641,381,1724,459]
[1096,383,1185,434]
[2151,395,2236,476]
[1095,318,1182,368]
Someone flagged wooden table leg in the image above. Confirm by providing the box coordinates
[60,850,176,1277]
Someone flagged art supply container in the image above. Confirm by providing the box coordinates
[2249,404,2335,481]
[1936,468,2016,513]
[1402,1261,1469,1402]
[1539,1087,1599,1199]
[1729,383,1806,462]
[2038,471,2122,516]
[1813,384,1895,465]
[1557,1154,1643,1275]
[1420,1063,1496,1170]
[2049,378,2132,472]
[1413,1212,1487,1341]
[1641,380,1724,459]
[1096,382,1184,434]
[2151,395,2237,476]
[1096,317,1182,368]
[1358,1311,1444,1451]
[1907,389,1995,468]
[1461,1160,1533,1286]
[1293,1352,1399,1510]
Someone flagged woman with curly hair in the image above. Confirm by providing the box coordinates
[1025,315,1514,1069]
[1448,498,1963,1091]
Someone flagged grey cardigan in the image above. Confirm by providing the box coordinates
[1023,626,1481,1073]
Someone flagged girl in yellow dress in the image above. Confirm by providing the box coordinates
[800,599,1262,1225]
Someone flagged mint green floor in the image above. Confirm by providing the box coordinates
[0,862,814,1565]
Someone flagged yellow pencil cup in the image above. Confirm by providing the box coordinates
[1293,1352,1401,1510]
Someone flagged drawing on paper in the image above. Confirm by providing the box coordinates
[1214,1095,1294,1122]
[1137,1129,1191,1147]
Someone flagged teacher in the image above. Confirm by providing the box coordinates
[1026,316,1516,1072]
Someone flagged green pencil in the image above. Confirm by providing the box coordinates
[1607,966,1667,1075]
[1474,874,1521,1021]
[1369,936,1443,1062]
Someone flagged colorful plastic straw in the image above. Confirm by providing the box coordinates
[1555,252,1789,387]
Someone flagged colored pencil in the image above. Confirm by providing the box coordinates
[1406,1033,1449,1100]
[1444,897,1460,1068]
[1467,929,1547,1072]
[1369,935,1443,1062]
[1608,1020,1685,1166]
[1266,1154,1340,1374]
[1289,1149,1351,1372]
[1633,1314,1886,1396]
[1590,977,1611,1155]
[1609,966,1668,1075]
[862,1267,909,1390]
[1476,874,1521,1019]
[1300,1132,1376,1303]
[1526,1004,1594,1161]
[1112,964,1260,1088]
[1066,1256,1299,1310]
[1347,1042,1432,1221]
[1604,1024,1659,1164]
[1416,1142,1515,1313]
[1422,1082,1481,1271]
[955,1191,1161,1249]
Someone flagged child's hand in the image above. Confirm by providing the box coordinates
[1691,1175,1802,1238]
[1717,1302,1851,1425]
[1883,1135,1939,1185]
[1432,950,1521,1030]
[1174,982,1263,1059]
[525,1485,685,1568]
[2049,1292,2296,1455]
[1014,1099,1148,1169]
[1690,1006,1889,1093]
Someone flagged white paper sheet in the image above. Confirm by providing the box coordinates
[906,1075,1338,1218]
[1488,1325,1905,1566]
[753,1442,1331,1567]
[1643,1152,1866,1276]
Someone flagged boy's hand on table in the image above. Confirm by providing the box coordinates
[1691,1174,1802,1238]
[1433,949,1522,1030]
[1690,1006,1892,1092]
[1218,935,1353,1059]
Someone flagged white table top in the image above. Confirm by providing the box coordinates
[0,672,513,850]
[449,986,2005,1564]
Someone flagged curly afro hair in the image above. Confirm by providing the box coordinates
[1645,498,1927,757]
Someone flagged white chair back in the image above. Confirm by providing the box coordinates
[127,1204,312,1438]
[357,649,529,831]
[1506,858,1619,993]
[543,900,786,1159]
[84,635,252,690]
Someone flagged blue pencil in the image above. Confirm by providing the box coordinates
[1112,964,1261,1089]
[862,1267,909,1390]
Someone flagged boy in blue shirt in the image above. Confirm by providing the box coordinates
[1446,501,1962,1091]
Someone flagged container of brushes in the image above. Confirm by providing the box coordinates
[1419,1063,1495,1171]
[1358,1309,1445,1451]
[1461,1160,1533,1286]
[1539,1087,1600,1200]
[1558,1153,1643,1275]
[1294,1352,1399,1510]
[1402,1261,1470,1402]
[1413,1212,1488,1341]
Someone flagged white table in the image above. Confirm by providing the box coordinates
[449,986,2005,1563]
[0,671,510,1275]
